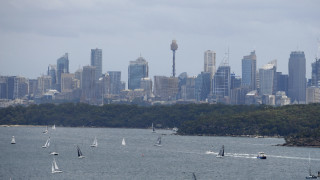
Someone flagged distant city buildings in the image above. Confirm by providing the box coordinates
[0,45,314,107]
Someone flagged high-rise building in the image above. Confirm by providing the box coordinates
[306,87,320,103]
[288,51,306,103]
[13,76,28,99]
[140,77,153,97]
[276,72,288,95]
[57,53,69,91]
[153,76,178,101]
[195,72,211,101]
[61,73,75,93]
[241,51,257,90]
[259,60,277,95]
[213,64,231,100]
[108,71,121,95]
[311,58,320,87]
[128,56,149,90]
[48,65,57,86]
[91,48,102,81]
[81,66,96,100]
[37,75,52,95]
[204,50,216,79]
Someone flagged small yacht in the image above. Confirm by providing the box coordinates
[154,136,162,147]
[257,152,267,159]
[50,152,59,155]
[43,126,49,134]
[90,137,98,147]
[216,145,224,158]
[122,138,126,146]
[51,158,63,173]
[77,145,85,159]
[11,136,16,144]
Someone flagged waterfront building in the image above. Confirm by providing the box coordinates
[288,51,306,103]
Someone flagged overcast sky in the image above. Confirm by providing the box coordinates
[0,0,319,84]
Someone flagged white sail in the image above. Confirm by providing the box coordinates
[154,136,162,146]
[90,137,98,147]
[53,158,59,170]
[52,124,56,130]
[122,138,126,146]
[51,163,55,173]
[11,136,16,144]
[42,137,50,148]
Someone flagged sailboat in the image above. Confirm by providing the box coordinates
[43,126,48,134]
[306,153,317,179]
[52,124,56,130]
[216,145,224,158]
[77,145,85,158]
[11,136,16,144]
[122,138,126,146]
[154,136,162,147]
[42,137,50,148]
[152,123,156,133]
[90,137,98,147]
[51,158,63,173]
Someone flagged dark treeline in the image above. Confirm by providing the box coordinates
[1,103,320,142]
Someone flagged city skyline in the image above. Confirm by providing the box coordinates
[0,0,320,83]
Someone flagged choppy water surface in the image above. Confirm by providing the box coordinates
[1,126,319,180]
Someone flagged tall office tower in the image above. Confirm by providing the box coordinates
[128,56,149,90]
[213,64,231,99]
[195,72,211,101]
[7,76,16,99]
[61,73,75,93]
[97,73,111,104]
[171,40,178,77]
[288,51,306,103]
[81,66,96,100]
[153,76,178,101]
[28,79,38,97]
[241,51,257,91]
[91,48,102,81]
[108,71,121,95]
[259,60,277,95]
[48,65,57,85]
[311,58,320,87]
[140,77,153,97]
[230,73,241,90]
[13,76,28,99]
[57,53,69,91]
[276,72,288,95]
[204,50,216,79]
[37,75,52,95]
[0,76,7,99]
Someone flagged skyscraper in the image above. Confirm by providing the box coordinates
[195,72,211,101]
[288,51,306,103]
[311,58,320,87]
[213,64,231,99]
[91,48,102,81]
[108,71,121,95]
[81,66,96,101]
[204,50,216,79]
[241,51,257,91]
[57,53,69,91]
[128,56,149,90]
[153,76,178,101]
[259,60,277,95]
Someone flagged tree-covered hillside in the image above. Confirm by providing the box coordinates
[1,103,320,146]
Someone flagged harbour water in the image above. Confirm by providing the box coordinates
[1,126,320,180]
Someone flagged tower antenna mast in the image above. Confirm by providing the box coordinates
[170,40,178,77]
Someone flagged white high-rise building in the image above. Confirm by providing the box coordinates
[204,50,216,79]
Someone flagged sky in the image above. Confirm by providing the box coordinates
[0,0,320,84]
